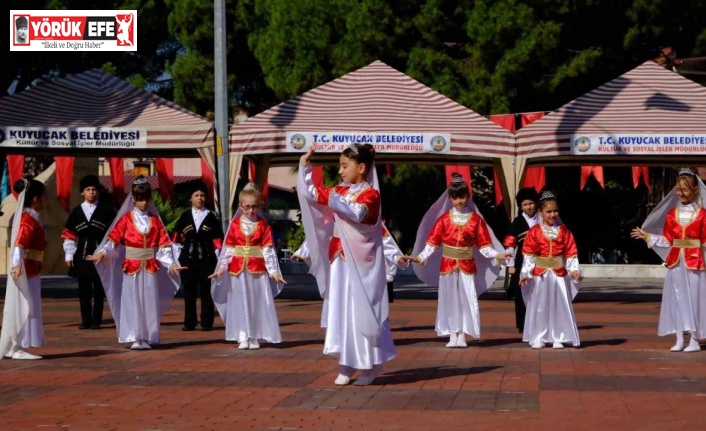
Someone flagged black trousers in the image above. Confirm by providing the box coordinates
[78,275,105,328]
[508,271,526,332]
[182,259,216,329]
[387,281,395,303]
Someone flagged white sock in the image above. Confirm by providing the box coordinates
[689,332,699,347]
[676,331,685,346]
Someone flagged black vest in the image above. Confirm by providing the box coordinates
[175,210,224,265]
[66,201,117,277]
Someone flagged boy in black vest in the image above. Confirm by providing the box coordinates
[173,182,224,331]
[502,188,540,333]
[62,175,117,329]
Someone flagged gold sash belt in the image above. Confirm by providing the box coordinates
[442,245,474,260]
[25,249,44,262]
[673,239,701,248]
[234,245,263,258]
[534,256,563,268]
[125,247,156,260]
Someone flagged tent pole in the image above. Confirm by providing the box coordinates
[214,0,230,231]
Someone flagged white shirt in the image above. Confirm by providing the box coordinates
[192,207,209,231]
[81,200,99,221]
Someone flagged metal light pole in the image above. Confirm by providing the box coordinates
[214,0,230,231]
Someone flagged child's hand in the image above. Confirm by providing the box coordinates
[519,276,530,287]
[402,255,421,265]
[299,144,316,166]
[496,251,512,261]
[65,260,73,268]
[508,267,516,275]
[10,265,23,281]
[86,252,107,264]
[630,227,647,240]
[208,268,226,279]
[571,270,583,281]
[270,273,287,284]
[169,264,187,275]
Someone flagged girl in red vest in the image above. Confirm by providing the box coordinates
[633,168,706,352]
[210,184,286,350]
[88,177,185,350]
[0,179,48,360]
[520,190,582,349]
[298,143,395,386]
[407,173,509,348]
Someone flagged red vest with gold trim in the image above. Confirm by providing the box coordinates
[522,224,578,277]
[226,215,273,275]
[15,212,47,278]
[663,207,706,270]
[107,212,171,274]
[426,211,493,275]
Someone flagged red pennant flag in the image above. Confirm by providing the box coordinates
[311,165,324,188]
[8,155,25,198]
[520,112,545,128]
[581,166,604,190]
[155,158,174,201]
[200,158,215,205]
[489,114,517,206]
[445,165,472,195]
[632,166,651,190]
[55,157,74,212]
[386,164,392,179]
[108,158,125,204]
[519,113,547,192]
[248,161,269,202]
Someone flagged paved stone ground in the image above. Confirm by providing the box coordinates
[1,282,705,430]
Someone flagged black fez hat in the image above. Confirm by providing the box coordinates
[16,16,28,29]
[516,187,538,204]
[80,175,100,192]
[187,181,208,197]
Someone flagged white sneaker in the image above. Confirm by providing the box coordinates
[334,374,351,385]
[238,341,249,350]
[130,342,142,350]
[248,340,260,350]
[446,332,458,348]
[3,347,17,359]
[456,333,468,348]
[670,344,685,352]
[12,350,42,360]
[552,342,564,349]
[140,340,152,350]
[531,341,543,349]
[684,344,701,353]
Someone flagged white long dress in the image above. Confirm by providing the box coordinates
[416,207,500,338]
[648,203,706,338]
[299,165,396,370]
[294,231,403,328]
[212,216,283,343]
[521,223,581,346]
[7,209,45,349]
[98,208,178,345]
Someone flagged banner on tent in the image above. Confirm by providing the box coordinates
[0,127,147,149]
[285,132,451,153]
[571,134,706,155]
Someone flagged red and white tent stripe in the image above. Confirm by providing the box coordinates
[229,61,515,163]
[516,60,706,158]
[0,69,214,151]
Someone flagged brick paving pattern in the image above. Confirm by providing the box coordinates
[1,296,705,430]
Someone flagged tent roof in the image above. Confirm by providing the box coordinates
[229,61,515,165]
[0,69,214,155]
[516,60,706,159]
